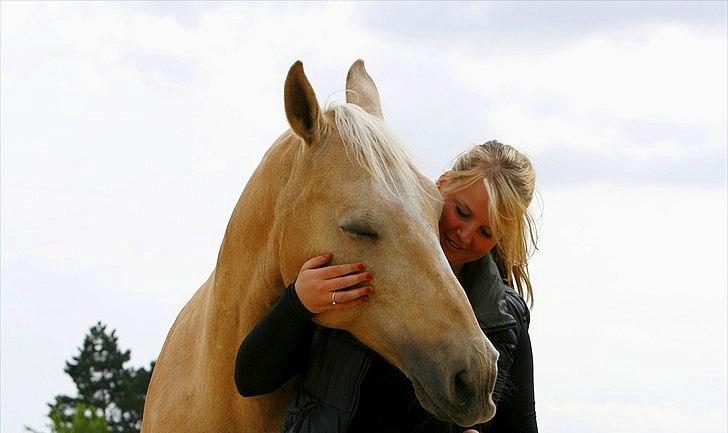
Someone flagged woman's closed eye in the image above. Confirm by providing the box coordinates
[456,205,492,238]
[456,205,469,218]
[479,227,493,239]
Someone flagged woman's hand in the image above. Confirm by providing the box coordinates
[295,253,374,314]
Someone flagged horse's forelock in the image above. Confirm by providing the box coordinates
[325,102,436,203]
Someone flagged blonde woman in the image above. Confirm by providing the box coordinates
[236,140,539,433]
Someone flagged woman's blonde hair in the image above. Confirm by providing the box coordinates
[440,140,539,305]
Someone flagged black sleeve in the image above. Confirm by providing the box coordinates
[234,283,316,397]
[484,315,538,433]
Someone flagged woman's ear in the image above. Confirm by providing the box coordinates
[436,174,448,190]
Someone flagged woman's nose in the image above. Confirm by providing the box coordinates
[457,224,475,244]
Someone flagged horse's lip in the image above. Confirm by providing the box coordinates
[410,376,482,427]
[410,377,457,424]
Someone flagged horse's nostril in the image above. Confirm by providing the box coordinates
[453,369,475,404]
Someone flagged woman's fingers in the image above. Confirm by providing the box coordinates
[295,253,373,313]
[316,262,366,279]
[325,270,372,291]
[334,295,370,309]
[332,286,373,304]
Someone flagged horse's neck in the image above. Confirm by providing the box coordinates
[208,133,301,338]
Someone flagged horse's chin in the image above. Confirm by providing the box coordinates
[410,377,496,428]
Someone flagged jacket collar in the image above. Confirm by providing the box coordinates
[458,253,517,330]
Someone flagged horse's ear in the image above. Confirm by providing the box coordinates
[346,59,384,120]
[285,61,323,146]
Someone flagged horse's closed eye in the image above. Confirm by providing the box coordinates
[340,224,379,240]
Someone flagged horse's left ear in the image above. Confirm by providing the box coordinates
[285,61,323,146]
[346,59,384,120]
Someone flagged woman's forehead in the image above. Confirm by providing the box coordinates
[449,182,491,219]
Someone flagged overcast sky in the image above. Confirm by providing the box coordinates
[1,2,726,433]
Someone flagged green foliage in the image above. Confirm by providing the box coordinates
[41,322,155,433]
[49,403,108,433]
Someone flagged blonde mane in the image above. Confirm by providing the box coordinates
[327,102,433,201]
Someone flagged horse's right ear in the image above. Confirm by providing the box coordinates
[284,61,322,146]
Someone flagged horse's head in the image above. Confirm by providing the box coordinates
[276,60,498,426]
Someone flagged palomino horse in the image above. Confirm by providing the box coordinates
[141,60,499,433]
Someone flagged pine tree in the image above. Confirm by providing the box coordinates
[46,322,154,433]
[50,403,109,433]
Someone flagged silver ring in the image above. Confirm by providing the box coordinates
[331,292,337,305]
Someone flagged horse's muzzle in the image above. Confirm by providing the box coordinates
[405,336,499,427]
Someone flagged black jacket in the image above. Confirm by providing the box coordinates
[235,253,537,433]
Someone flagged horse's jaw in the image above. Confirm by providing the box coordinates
[332,311,499,428]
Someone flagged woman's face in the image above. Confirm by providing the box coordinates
[437,177,499,271]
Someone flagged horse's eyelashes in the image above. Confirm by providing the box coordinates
[340,224,379,240]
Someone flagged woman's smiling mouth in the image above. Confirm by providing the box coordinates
[445,234,465,251]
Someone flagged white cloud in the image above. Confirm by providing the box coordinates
[529,185,727,433]
[540,400,726,433]
[355,2,727,61]
[448,25,727,159]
